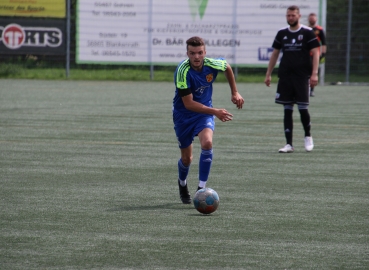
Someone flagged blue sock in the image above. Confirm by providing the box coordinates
[199,149,213,183]
[178,159,190,184]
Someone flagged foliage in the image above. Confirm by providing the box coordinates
[326,0,369,75]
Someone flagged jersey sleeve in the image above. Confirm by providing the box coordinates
[307,29,321,50]
[318,29,327,46]
[203,57,227,71]
[272,30,283,50]
[175,59,191,90]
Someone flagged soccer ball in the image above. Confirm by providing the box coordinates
[193,188,220,214]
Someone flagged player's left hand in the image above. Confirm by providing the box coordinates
[310,74,318,87]
[231,92,244,109]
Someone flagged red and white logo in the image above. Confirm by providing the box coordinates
[206,73,213,82]
[3,24,25,49]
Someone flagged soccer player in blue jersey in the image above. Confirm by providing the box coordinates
[264,5,320,153]
[173,36,244,204]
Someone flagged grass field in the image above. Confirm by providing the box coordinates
[1,79,368,269]
[1,63,369,84]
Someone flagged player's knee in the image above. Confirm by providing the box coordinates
[201,140,212,150]
[181,155,193,166]
[298,104,309,110]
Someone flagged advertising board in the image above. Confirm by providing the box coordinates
[0,0,66,18]
[76,0,324,66]
[0,18,65,55]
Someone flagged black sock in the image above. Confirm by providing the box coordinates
[299,109,311,137]
[284,109,293,145]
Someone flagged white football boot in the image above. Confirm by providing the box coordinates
[278,144,294,153]
[304,136,314,152]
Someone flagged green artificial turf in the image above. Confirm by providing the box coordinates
[0,79,368,269]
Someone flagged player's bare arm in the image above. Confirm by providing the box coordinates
[224,63,244,109]
[264,49,280,87]
[310,47,320,87]
[321,44,327,54]
[181,94,233,122]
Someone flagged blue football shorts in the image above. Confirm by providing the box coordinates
[173,112,215,149]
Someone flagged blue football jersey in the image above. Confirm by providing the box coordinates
[173,57,227,115]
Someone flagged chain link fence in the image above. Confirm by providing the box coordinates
[325,11,368,84]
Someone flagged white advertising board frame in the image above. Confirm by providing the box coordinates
[76,0,325,67]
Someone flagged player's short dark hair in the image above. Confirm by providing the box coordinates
[287,5,300,13]
[309,12,317,17]
[186,36,205,50]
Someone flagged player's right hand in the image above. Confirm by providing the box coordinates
[216,109,233,122]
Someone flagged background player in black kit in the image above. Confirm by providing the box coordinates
[308,12,327,97]
[264,5,320,153]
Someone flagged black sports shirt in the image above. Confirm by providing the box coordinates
[272,25,320,78]
[312,25,326,46]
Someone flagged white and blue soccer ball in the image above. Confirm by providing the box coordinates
[193,188,220,214]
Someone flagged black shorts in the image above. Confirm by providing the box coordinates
[275,77,309,105]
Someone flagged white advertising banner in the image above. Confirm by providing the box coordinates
[76,0,324,66]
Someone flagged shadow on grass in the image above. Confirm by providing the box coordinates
[107,202,192,212]
[107,203,218,216]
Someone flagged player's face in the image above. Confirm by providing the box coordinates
[187,45,206,71]
[286,10,300,27]
[308,15,317,26]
